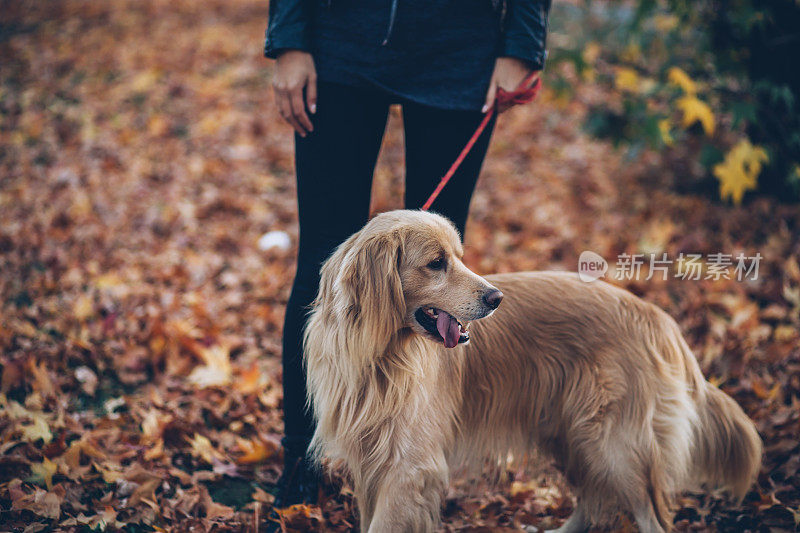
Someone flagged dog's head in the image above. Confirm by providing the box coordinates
[318,210,502,349]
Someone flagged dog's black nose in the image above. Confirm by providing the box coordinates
[483,289,503,310]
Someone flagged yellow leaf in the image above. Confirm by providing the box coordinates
[614,67,640,93]
[667,67,697,95]
[621,42,642,63]
[73,294,93,321]
[22,414,53,443]
[713,139,769,205]
[187,344,232,388]
[676,95,715,136]
[773,325,797,343]
[67,191,93,220]
[653,14,679,32]
[97,464,124,483]
[658,119,674,146]
[93,272,127,298]
[4,396,54,444]
[141,408,170,441]
[582,42,601,64]
[187,433,225,464]
[509,480,538,497]
[30,458,57,490]
[130,69,160,93]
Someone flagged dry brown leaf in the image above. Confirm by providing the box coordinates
[187,345,233,388]
[187,433,226,464]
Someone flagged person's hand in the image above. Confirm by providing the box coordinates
[482,57,540,114]
[273,50,317,137]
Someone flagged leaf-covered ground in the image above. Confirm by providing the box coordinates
[1,1,799,531]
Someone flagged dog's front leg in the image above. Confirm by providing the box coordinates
[362,463,448,533]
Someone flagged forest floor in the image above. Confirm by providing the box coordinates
[1,1,799,531]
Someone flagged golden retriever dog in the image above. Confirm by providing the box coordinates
[303,210,761,533]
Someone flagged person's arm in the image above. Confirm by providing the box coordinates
[483,0,552,113]
[265,0,317,137]
[264,0,311,58]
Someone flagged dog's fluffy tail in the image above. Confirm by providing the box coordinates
[691,383,762,501]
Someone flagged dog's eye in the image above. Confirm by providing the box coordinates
[427,257,446,271]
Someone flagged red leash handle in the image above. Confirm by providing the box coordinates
[421,72,542,212]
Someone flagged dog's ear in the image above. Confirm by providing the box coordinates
[338,231,405,341]
[315,232,358,311]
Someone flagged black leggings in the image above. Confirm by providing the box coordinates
[281,81,496,448]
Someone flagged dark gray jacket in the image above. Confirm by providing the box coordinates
[264,0,551,71]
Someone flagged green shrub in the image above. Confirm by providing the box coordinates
[547,0,800,203]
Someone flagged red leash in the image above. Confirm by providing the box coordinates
[420,72,542,212]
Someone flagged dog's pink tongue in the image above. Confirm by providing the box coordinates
[436,311,461,349]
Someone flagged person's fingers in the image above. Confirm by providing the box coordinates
[482,78,497,113]
[290,88,313,133]
[498,85,515,113]
[306,74,317,115]
[277,90,306,136]
[496,71,541,113]
[496,82,512,114]
[286,110,307,137]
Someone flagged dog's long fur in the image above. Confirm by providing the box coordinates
[303,210,762,532]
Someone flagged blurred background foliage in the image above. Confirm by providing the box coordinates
[547,0,800,204]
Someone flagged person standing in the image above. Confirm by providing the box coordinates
[264,0,551,510]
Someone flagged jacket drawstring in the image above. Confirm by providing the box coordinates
[382,0,399,46]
